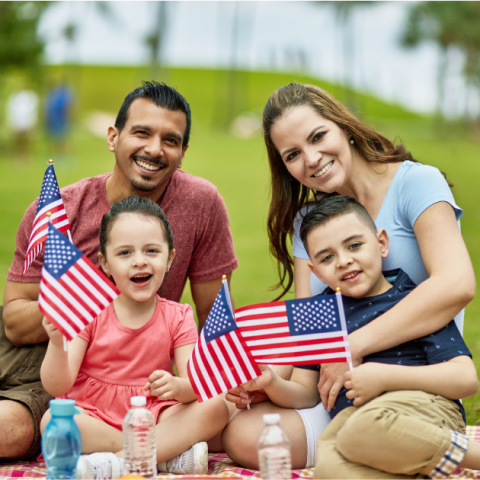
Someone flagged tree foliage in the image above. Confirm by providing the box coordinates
[0,2,49,72]
[402,2,480,120]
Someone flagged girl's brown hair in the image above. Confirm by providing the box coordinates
[264,82,416,300]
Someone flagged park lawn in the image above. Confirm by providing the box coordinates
[1,65,479,422]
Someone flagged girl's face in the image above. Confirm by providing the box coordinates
[270,105,357,194]
[99,213,174,304]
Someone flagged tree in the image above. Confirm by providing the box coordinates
[0,2,49,73]
[401,2,480,124]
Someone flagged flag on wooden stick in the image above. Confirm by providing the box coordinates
[38,221,119,341]
[23,161,70,274]
[235,293,352,366]
[187,277,261,402]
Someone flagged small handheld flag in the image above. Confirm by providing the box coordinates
[23,160,71,274]
[187,277,261,402]
[38,222,119,341]
[235,292,352,366]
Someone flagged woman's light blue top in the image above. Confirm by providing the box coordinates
[292,161,464,332]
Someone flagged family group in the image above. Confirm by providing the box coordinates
[1,81,478,479]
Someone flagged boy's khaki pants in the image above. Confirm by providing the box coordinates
[314,390,466,479]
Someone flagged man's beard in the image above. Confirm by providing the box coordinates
[130,154,168,192]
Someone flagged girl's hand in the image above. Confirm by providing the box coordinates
[42,317,64,347]
[144,370,180,400]
[344,363,390,406]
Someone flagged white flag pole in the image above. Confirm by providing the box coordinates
[46,209,68,353]
[335,288,353,370]
[224,274,250,410]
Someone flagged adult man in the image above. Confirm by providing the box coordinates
[1,81,238,460]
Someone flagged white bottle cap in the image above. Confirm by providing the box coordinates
[131,396,147,407]
[263,413,280,425]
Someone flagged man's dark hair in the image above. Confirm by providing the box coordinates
[300,196,377,256]
[114,81,191,148]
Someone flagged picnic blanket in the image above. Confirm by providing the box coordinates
[2,426,480,479]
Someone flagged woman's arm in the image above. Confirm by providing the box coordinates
[146,343,197,404]
[350,202,475,359]
[294,257,313,299]
[344,356,478,406]
[40,318,88,397]
[318,202,475,410]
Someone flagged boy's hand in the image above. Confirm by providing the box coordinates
[226,364,273,409]
[144,370,181,400]
[344,363,389,406]
[42,317,64,348]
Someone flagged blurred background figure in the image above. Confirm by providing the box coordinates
[45,81,74,163]
[6,87,39,163]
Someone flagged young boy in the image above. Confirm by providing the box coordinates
[236,195,479,479]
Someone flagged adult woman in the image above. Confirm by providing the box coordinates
[222,82,475,469]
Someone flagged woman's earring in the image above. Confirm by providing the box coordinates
[350,137,355,145]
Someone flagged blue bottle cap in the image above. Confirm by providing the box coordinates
[49,399,81,417]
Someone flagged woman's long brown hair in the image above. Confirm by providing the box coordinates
[264,82,419,300]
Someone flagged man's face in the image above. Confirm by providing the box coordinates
[306,212,390,299]
[108,98,188,195]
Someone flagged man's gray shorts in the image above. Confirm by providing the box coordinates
[0,305,52,460]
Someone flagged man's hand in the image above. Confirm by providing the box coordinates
[144,370,181,401]
[344,363,389,406]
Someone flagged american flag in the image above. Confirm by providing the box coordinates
[235,294,352,366]
[23,164,70,274]
[38,222,119,341]
[187,279,261,403]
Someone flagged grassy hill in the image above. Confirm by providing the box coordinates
[1,65,480,422]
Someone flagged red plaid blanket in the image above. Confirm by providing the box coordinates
[1,426,479,479]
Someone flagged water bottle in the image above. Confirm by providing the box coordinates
[41,399,82,479]
[257,413,292,480]
[122,396,157,478]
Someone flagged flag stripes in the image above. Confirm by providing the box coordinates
[39,223,119,341]
[235,297,351,365]
[187,279,261,403]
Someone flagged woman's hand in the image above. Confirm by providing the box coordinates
[144,370,181,400]
[344,363,390,406]
[42,317,64,348]
[318,362,349,412]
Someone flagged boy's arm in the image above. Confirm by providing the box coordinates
[345,356,478,407]
[237,365,320,410]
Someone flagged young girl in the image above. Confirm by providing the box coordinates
[40,195,229,479]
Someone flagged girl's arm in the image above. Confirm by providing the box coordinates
[145,343,197,404]
[236,365,320,410]
[40,318,88,397]
[319,202,475,409]
[345,356,479,407]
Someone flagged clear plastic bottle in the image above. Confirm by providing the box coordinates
[41,399,82,479]
[122,396,157,478]
[257,413,292,480]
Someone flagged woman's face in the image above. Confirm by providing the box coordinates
[270,105,356,193]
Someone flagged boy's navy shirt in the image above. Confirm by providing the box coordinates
[298,269,470,421]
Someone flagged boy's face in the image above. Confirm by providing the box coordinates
[306,212,391,299]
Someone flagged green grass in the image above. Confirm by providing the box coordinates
[1,64,480,423]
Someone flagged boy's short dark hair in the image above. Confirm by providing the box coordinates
[114,81,191,148]
[300,196,377,256]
